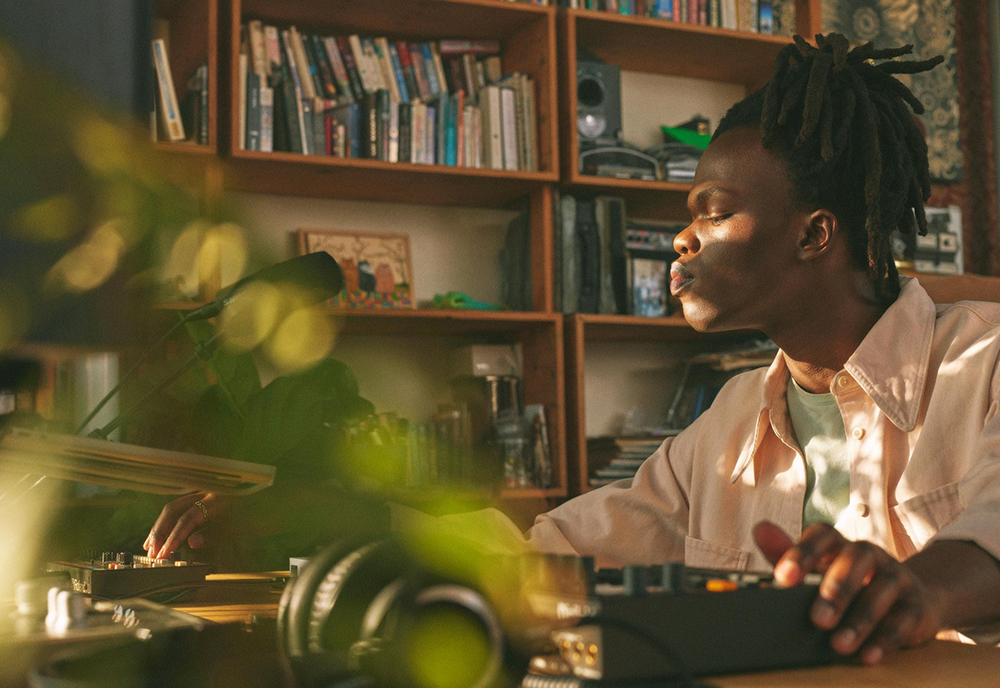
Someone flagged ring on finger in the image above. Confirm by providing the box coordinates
[193,500,209,524]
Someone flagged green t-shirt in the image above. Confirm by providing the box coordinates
[786,376,850,529]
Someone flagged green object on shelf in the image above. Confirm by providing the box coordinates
[432,292,504,310]
[661,126,712,151]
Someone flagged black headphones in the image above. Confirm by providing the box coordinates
[277,535,521,688]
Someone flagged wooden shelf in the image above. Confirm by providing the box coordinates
[564,174,693,219]
[331,308,559,337]
[233,0,559,179]
[155,0,217,152]
[225,150,557,207]
[570,9,790,87]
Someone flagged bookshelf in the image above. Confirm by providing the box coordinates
[153,0,218,153]
[555,1,822,495]
[145,0,830,514]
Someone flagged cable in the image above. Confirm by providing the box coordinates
[74,317,188,435]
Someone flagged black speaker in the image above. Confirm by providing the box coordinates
[576,61,622,147]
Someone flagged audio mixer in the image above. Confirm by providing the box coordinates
[46,552,212,600]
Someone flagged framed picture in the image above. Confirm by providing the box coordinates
[298,229,415,309]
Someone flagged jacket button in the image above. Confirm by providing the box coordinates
[838,376,851,389]
[852,427,866,440]
[855,503,870,517]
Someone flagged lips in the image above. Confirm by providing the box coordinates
[669,262,694,296]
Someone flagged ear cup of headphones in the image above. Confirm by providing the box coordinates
[279,535,383,666]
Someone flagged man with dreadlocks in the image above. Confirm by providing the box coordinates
[525,31,1000,660]
[147,33,1000,665]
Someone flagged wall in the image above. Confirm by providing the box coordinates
[229,75,743,432]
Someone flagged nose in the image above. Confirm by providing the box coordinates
[673,223,700,256]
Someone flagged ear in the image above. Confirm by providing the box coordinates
[796,209,837,261]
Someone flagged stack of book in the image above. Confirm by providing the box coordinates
[586,435,665,488]
[558,0,795,35]
[239,22,539,171]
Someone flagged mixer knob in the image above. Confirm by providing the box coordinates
[661,563,685,594]
[622,565,648,597]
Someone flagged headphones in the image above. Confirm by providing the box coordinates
[277,535,520,688]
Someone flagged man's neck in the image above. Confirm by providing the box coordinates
[767,278,890,394]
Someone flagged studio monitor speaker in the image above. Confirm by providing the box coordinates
[576,61,622,147]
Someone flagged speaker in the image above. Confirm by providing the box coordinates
[576,61,622,147]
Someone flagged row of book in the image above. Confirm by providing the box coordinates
[238,23,539,170]
[587,435,663,488]
[558,0,795,35]
[555,194,683,316]
[150,37,209,145]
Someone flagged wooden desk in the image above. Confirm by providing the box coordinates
[174,576,1000,687]
[710,640,1000,688]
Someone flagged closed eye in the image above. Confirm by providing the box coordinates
[708,214,733,225]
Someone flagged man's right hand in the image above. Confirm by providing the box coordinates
[144,491,233,559]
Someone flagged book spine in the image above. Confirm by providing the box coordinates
[336,37,365,100]
[301,96,315,155]
[398,102,411,163]
[483,86,503,169]
[749,0,759,30]
[388,100,400,162]
[455,89,465,167]
[289,27,317,99]
[377,89,390,160]
[237,49,248,149]
[348,35,375,93]
[437,39,501,56]
[282,30,310,154]
[425,105,436,164]
[387,44,410,103]
[461,53,478,102]
[260,81,274,152]
[198,64,209,145]
[429,43,449,97]
[445,96,457,166]
[523,75,538,171]
[246,70,261,150]
[395,41,420,103]
[264,25,282,77]
[373,37,401,103]
[364,92,378,158]
[408,44,430,100]
[361,38,388,92]
[419,43,441,96]
[308,34,338,98]
[322,37,352,98]
[248,20,268,78]
[463,106,473,167]
[412,102,424,164]
[500,87,518,171]
[435,93,447,164]
[152,38,185,141]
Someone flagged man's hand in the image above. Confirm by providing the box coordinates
[753,521,944,665]
[144,491,234,559]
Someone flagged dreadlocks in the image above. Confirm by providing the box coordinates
[713,33,943,303]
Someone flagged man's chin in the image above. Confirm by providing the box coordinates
[679,299,732,333]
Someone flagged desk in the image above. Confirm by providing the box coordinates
[710,640,1000,688]
[174,576,1000,687]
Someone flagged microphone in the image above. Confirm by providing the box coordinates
[183,251,345,322]
[75,252,343,436]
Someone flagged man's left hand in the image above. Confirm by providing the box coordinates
[754,521,944,665]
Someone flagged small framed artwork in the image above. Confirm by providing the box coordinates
[298,229,415,309]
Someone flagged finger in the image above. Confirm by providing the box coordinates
[774,523,845,587]
[148,492,205,557]
[187,524,221,549]
[812,541,880,630]
[753,521,795,566]
[157,505,207,559]
[859,601,923,665]
[830,567,906,653]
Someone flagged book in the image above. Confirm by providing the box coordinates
[419,43,441,96]
[373,37,401,103]
[335,36,366,99]
[348,35,377,93]
[425,105,436,164]
[409,43,432,100]
[197,63,209,145]
[308,34,338,99]
[559,194,579,313]
[481,85,503,170]
[245,70,261,150]
[395,41,420,103]
[398,102,411,163]
[387,43,410,103]
[260,80,274,152]
[289,27,317,100]
[438,39,501,56]
[237,49,248,149]
[388,100,400,162]
[247,20,268,79]
[264,25,282,77]
[330,101,361,158]
[152,38,185,142]
[429,43,449,99]
[575,198,601,313]
[322,37,353,99]
[360,37,388,92]
[281,30,310,154]
[499,86,518,171]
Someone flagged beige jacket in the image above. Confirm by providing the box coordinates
[528,278,1000,573]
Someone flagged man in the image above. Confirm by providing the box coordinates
[147,34,1000,663]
